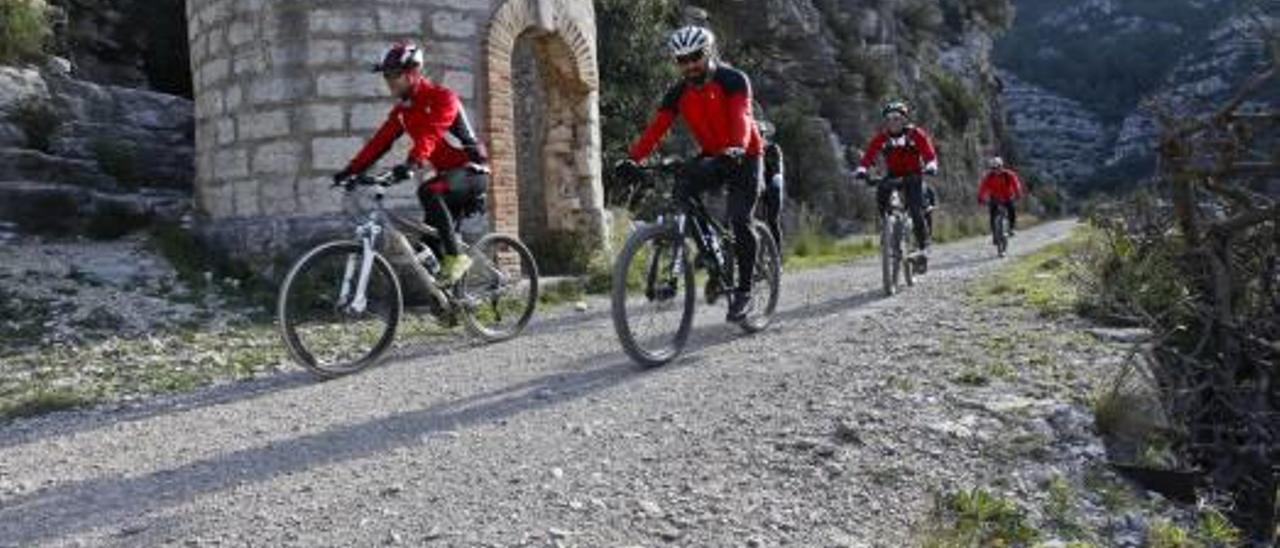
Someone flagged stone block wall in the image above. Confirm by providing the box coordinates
[186,0,605,268]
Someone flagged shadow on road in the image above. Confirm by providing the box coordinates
[0,285,888,545]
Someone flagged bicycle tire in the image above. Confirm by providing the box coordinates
[739,220,781,333]
[278,241,402,379]
[881,216,896,296]
[611,223,696,368]
[458,233,539,343]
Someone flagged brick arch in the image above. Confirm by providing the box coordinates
[484,0,606,259]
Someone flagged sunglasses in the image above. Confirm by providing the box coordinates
[675,51,705,65]
[381,70,406,80]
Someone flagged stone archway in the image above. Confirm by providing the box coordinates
[485,0,606,273]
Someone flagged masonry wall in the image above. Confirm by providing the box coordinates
[186,0,604,267]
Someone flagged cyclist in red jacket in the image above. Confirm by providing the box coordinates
[853,101,939,253]
[332,41,490,284]
[616,26,765,323]
[977,156,1025,237]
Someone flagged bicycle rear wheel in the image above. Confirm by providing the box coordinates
[995,213,1009,257]
[611,223,696,367]
[457,233,539,343]
[278,241,402,378]
[740,220,780,333]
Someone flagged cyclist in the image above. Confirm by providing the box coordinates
[977,156,1024,237]
[759,120,785,253]
[616,26,765,323]
[332,41,490,285]
[852,101,939,254]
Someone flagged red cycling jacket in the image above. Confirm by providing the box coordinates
[977,168,1025,203]
[347,76,486,174]
[857,126,938,177]
[629,64,764,161]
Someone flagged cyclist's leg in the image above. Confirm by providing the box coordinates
[727,157,762,293]
[904,174,927,249]
[417,177,455,259]
[1006,201,1017,231]
[988,201,1000,237]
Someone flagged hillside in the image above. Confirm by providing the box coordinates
[600,0,1022,234]
[996,0,1278,192]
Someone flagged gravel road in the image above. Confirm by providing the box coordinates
[1,220,1111,547]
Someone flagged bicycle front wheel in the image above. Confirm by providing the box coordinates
[457,233,539,343]
[611,223,696,368]
[278,241,402,378]
[880,217,896,296]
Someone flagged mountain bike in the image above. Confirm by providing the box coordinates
[611,157,781,368]
[867,176,925,296]
[277,168,538,378]
[989,202,1010,258]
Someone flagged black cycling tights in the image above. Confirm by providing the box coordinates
[677,156,762,293]
[989,200,1017,233]
[418,168,489,258]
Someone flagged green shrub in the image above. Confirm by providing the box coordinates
[0,0,51,64]
[85,201,150,240]
[839,49,892,100]
[91,139,140,190]
[8,96,61,153]
[523,230,598,276]
[924,488,1039,547]
[14,192,78,234]
[596,0,679,205]
[930,70,981,132]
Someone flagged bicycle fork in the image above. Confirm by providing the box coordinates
[344,224,382,314]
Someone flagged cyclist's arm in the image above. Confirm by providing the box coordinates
[629,84,683,162]
[1009,170,1026,199]
[719,70,754,150]
[977,174,992,203]
[911,127,938,171]
[348,114,404,173]
[858,133,887,170]
[406,88,461,168]
[629,109,676,162]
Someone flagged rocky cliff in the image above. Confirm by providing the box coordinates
[996,0,1276,192]
[999,71,1107,185]
[691,0,1015,231]
[0,62,194,236]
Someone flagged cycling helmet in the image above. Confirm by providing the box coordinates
[371,41,424,73]
[669,26,715,58]
[882,100,909,119]
[988,156,1005,169]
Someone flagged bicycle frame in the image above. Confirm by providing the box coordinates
[637,164,738,300]
[340,177,455,315]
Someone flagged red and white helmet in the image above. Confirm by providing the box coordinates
[371,41,424,73]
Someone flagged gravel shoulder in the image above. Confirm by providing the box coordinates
[0,221,1173,547]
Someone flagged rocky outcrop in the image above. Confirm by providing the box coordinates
[999,71,1108,185]
[1108,14,1279,168]
[0,63,195,234]
[995,0,1274,190]
[46,0,191,96]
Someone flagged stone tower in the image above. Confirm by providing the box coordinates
[185,0,606,267]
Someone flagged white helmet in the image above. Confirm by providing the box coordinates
[668,26,715,58]
[988,156,1004,169]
